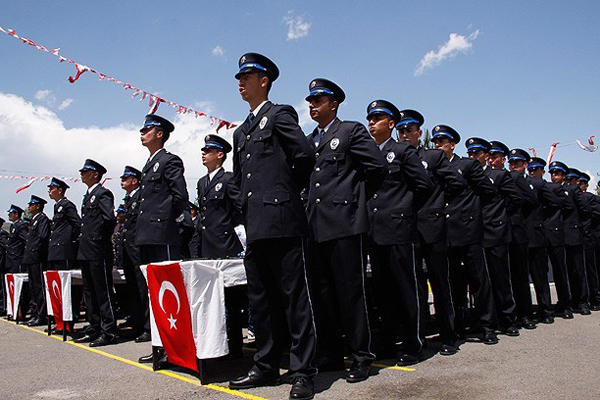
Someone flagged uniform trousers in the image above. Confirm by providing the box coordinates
[81,258,116,335]
[484,244,517,328]
[245,237,316,377]
[565,244,589,309]
[527,247,553,317]
[546,245,572,312]
[122,246,149,333]
[448,243,496,333]
[139,245,181,265]
[509,242,534,321]
[24,262,46,319]
[584,247,600,306]
[308,234,374,365]
[368,241,422,356]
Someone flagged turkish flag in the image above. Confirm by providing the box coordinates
[5,274,15,317]
[146,262,198,372]
[45,271,66,331]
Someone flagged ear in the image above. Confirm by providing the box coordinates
[417,128,423,139]
[330,100,339,112]
[260,75,269,89]
[217,151,224,160]
[156,129,164,141]
[388,119,395,130]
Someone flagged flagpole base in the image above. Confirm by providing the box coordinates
[152,346,160,371]
[196,359,207,384]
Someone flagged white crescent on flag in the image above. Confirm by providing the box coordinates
[52,280,60,298]
[158,281,181,314]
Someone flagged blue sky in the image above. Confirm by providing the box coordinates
[1,1,599,213]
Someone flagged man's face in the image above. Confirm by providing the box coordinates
[367,114,394,144]
[468,149,488,166]
[8,211,18,222]
[140,127,163,148]
[48,186,63,201]
[116,212,125,224]
[238,72,266,102]
[433,137,455,155]
[120,176,138,192]
[397,124,421,147]
[529,167,544,179]
[190,209,197,218]
[489,153,506,169]
[550,170,565,183]
[27,203,39,215]
[202,148,223,169]
[308,95,337,125]
[509,160,526,173]
[80,170,95,186]
[579,181,589,191]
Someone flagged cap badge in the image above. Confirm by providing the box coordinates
[260,116,268,130]
[153,162,160,172]
[434,126,440,132]
[468,139,474,144]
[90,195,96,203]
[421,160,429,169]
[330,138,340,150]
[240,56,246,64]
[512,150,516,154]
[215,182,223,192]
[371,101,377,108]
[58,206,63,213]
[310,80,317,88]
[400,112,404,118]
[386,152,395,163]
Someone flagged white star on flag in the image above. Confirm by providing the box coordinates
[168,313,178,330]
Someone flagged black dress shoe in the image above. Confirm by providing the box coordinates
[74,333,100,343]
[579,306,591,315]
[90,333,117,347]
[289,376,314,400]
[229,369,280,389]
[440,343,458,356]
[397,352,422,366]
[316,357,345,372]
[590,304,600,311]
[521,318,537,330]
[118,318,135,328]
[138,348,166,364]
[562,310,574,319]
[28,317,47,327]
[345,361,370,383]
[135,332,151,342]
[540,315,554,324]
[501,326,520,337]
[482,330,499,345]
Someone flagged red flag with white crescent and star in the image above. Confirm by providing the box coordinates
[6,274,16,317]
[45,271,66,331]
[146,262,198,372]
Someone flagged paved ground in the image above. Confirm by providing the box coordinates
[1,311,600,400]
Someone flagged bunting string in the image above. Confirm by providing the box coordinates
[0,25,237,133]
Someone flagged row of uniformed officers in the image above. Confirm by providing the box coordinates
[2,52,600,400]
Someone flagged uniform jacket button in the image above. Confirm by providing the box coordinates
[373,194,378,199]
[246,154,251,160]
[315,199,321,204]
[315,183,320,188]
[315,167,321,172]
[246,135,251,140]
[248,192,252,197]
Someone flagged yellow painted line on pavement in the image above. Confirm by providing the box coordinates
[2,319,266,400]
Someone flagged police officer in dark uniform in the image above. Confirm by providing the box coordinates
[365,100,433,365]
[306,79,386,382]
[47,178,81,271]
[119,166,151,342]
[549,162,591,315]
[74,159,118,347]
[467,138,521,336]
[506,150,542,329]
[188,203,201,258]
[432,126,499,344]
[6,205,28,273]
[197,134,245,357]
[228,53,317,400]
[397,110,465,355]
[577,171,600,310]
[525,157,560,323]
[0,217,9,316]
[22,195,51,326]
[135,114,189,362]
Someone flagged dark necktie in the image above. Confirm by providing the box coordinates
[247,112,255,126]
[205,175,211,191]
[314,129,324,146]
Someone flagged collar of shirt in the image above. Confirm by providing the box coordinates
[251,100,268,117]
[148,147,165,164]
[319,118,335,135]
[209,167,223,182]
[129,187,139,197]
[87,182,100,194]
[483,164,489,171]
[378,137,392,151]
[449,154,455,163]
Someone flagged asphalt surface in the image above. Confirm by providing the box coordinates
[1,310,600,400]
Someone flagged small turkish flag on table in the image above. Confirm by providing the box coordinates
[5,273,28,320]
[43,271,73,332]
[146,262,198,372]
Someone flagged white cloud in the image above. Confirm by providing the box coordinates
[212,45,225,57]
[58,98,73,110]
[415,30,481,76]
[0,91,241,211]
[35,90,52,101]
[283,11,311,41]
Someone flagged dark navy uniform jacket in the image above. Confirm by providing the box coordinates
[580,191,600,249]
[135,148,189,246]
[233,101,315,243]
[416,147,465,244]
[524,176,560,248]
[22,212,50,264]
[197,168,243,258]
[481,166,522,247]
[368,140,433,245]
[508,171,537,245]
[307,118,387,242]
[5,219,28,272]
[545,181,570,247]
[123,189,142,265]
[0,229,9,272]
[77,184,116,261]
[446,156,497,247]
[549,182,588,247]
[48,197,81,262]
